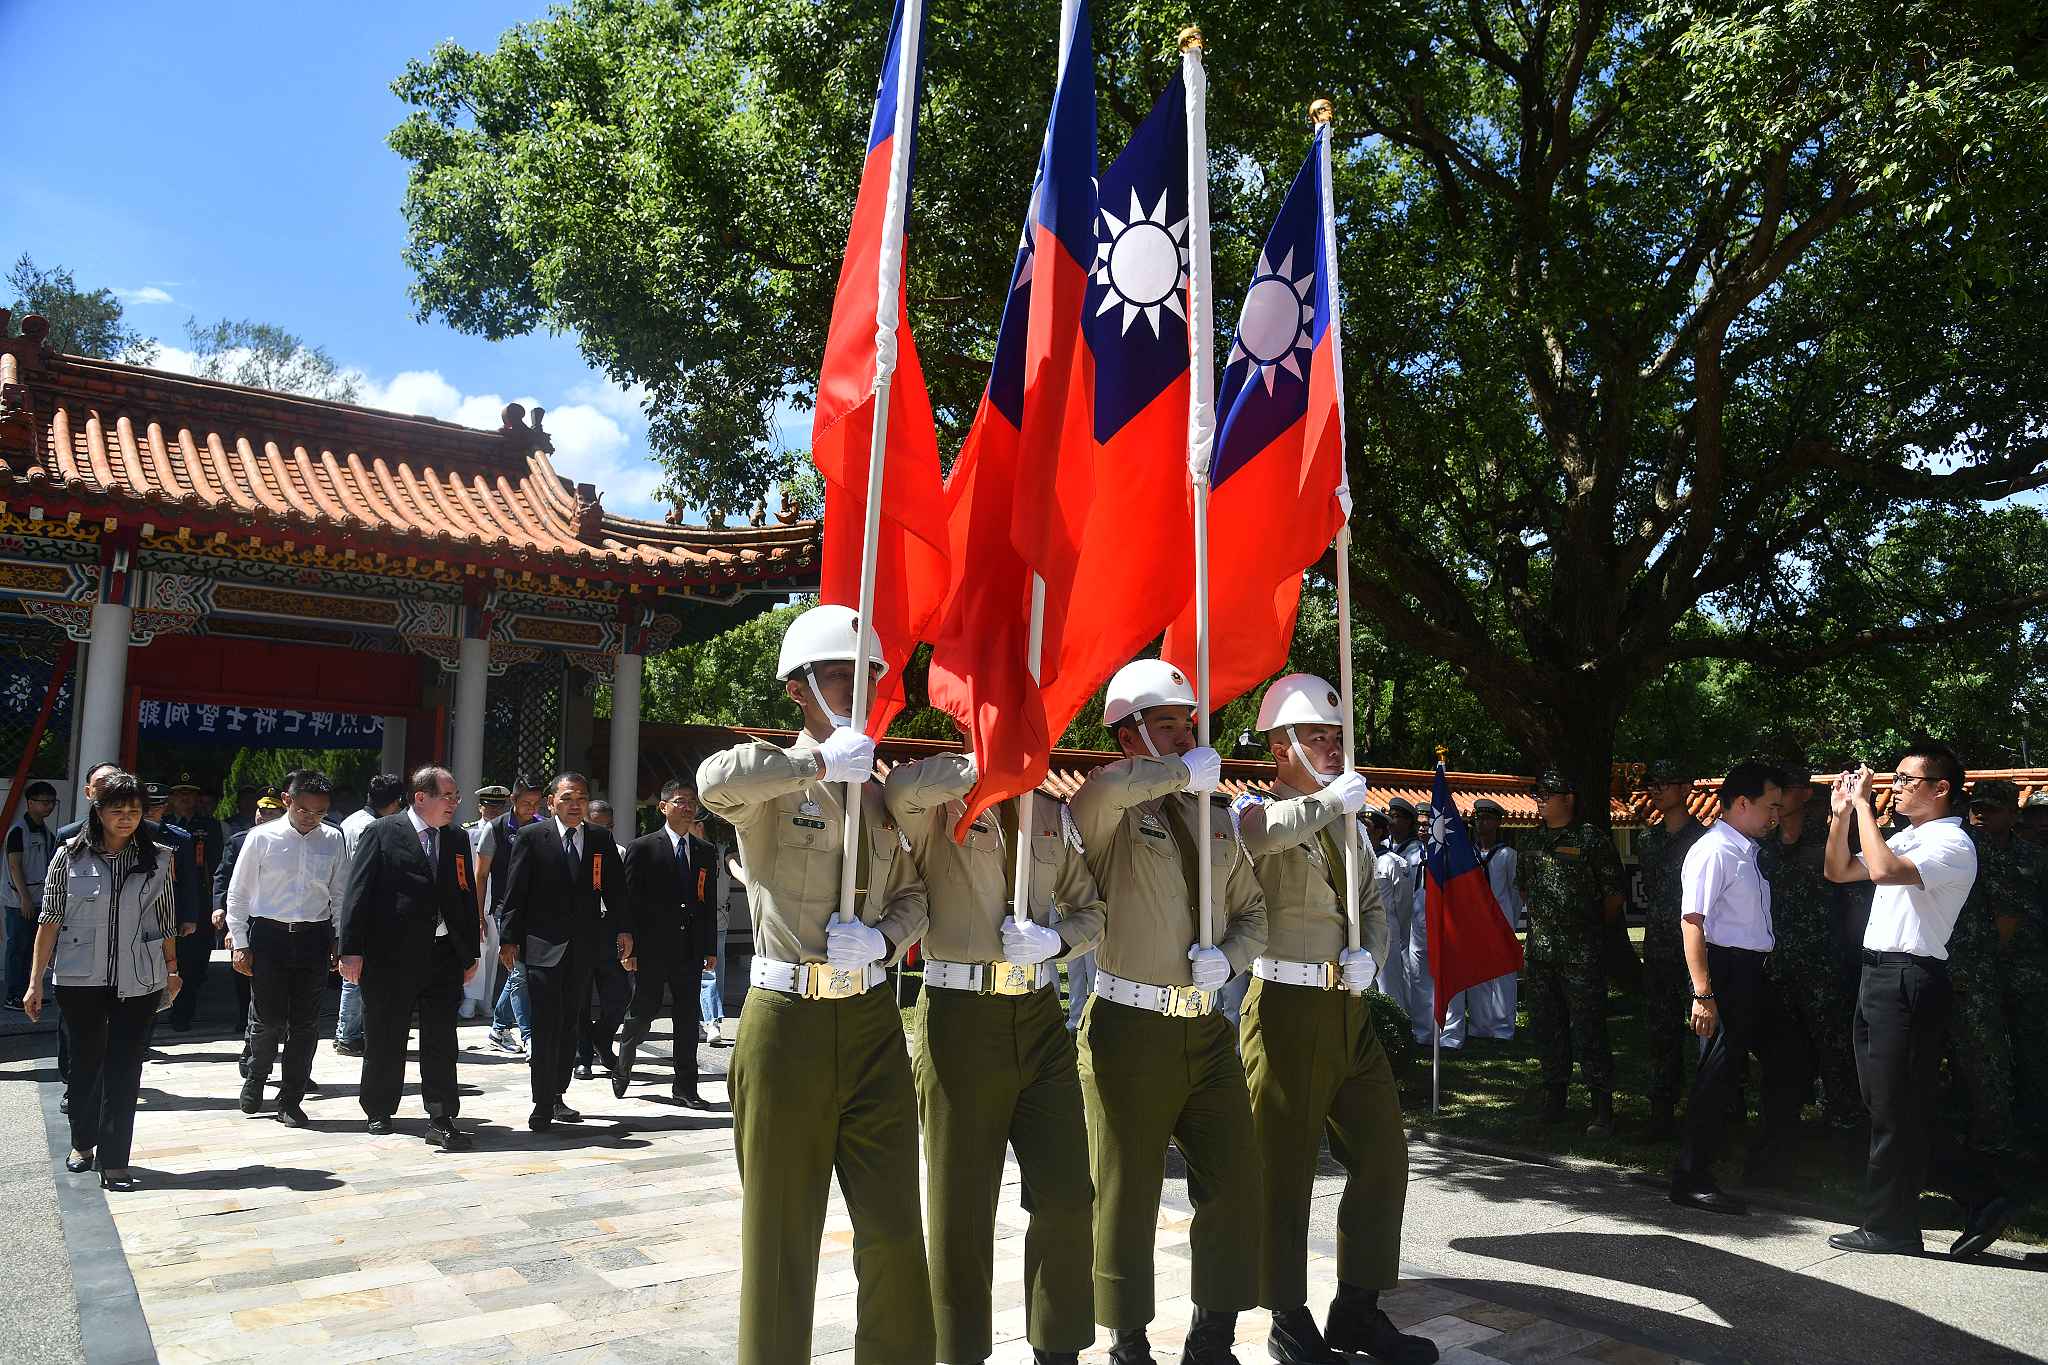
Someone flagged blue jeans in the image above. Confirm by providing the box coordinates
[337,977,364,1046]
[4,904,36,1001]
[494,962,530,1038]
[698,922,728,1024]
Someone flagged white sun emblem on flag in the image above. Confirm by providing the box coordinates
[1227,245,1316,393]
[1092,188,1190,337]
[1430,808,1449,846]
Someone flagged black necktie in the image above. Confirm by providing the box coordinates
[566,827,579,870]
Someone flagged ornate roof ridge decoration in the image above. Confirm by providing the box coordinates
[0,320,820,593]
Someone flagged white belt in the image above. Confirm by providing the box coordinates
[1253,956,1343,990]
[924,959,1054,996]
[1092,968,1216,1018]
[750,956,887,1000]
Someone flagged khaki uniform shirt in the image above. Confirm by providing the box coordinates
[698,733,927,966]
[883,754,1105,964]
[1067,754,1268,986]
[1239,778,1389,967]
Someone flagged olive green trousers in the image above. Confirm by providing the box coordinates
[1078,994,1260,1329]
[731,984,934,1365]
[1241,978,1407,1309]
[914,983,1094,1361]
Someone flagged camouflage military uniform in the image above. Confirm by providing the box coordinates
[1518,821,1624,1095]
[1947,826,2025,1153]
[1980,831,2048,1145]
[1638,815,1704,1115]
[1759,815,1861,1125]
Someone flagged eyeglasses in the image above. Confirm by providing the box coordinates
[1894,773,1933,789]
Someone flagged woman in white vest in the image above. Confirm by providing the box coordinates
[23,771,180,1191]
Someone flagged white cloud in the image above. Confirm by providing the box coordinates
[151,343,199,375]
[115,285,176,305]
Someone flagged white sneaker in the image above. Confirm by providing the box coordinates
[487,1026,523,1055]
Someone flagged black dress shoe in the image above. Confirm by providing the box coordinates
[238,1087,264,1115]
[65,1149,94,1173]
[528,1106,553,1132]
[611,1071,630,1100]
[100,1170,137,1192]
[1829,1227,1923,1255]
[1327,1289,1438,1365]
[1670,1183,1749,1216]
[237,1054,250,1078]
[672,1091,710,1110]
[574,1062,595,1081]
[365,1116,395,1135]
[1950,1196,2018,1261]
[1031,1351,1081,1365]
[274,1102,309,1128]
[1107,1326,1154,1365]
[428,1118,473,1151]
[553,1101,583,1122]
[1268,1304,1348,1362]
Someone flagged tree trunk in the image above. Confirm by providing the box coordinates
[1555,697,1626,832]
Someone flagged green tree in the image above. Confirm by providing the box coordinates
[4,254,157,362]
[184,317,360,402]
[394,1,2048,810]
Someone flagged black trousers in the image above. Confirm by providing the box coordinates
[165,927,212,1028]
[58,985,161,1168]
[246,918,333,1105]
[578,951,632,1067]
[1673,945,1799,1186]
[1854,953,1999,1239]
[618,946,703,1095]
[525,939,596,1106]
[358,935,466,1121]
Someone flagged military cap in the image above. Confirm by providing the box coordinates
[1968,778,2020,809]
[1360,801,1384,817]
[2027,790,2048,811]
[475,784,512,802]
[1472,797,1506,816]
[142,781,171,804]
[1386,796,1418,816]
[1642,759,1689,786]
[1532,770,1574,795]
[169,772,209,795]
[256,793,284,811]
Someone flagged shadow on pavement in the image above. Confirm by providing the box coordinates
[131,1164,345,1194]
[1411,1145,1813,1241]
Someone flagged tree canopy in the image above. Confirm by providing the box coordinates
[394,1,2048,803]
[5,254,157,362]
[182,317,361,402]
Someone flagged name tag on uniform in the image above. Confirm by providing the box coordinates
[793,816,827,830]
[1555,846,1583,859]
[1139,814,1168,840]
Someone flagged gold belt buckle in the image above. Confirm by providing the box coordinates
[800,963,865,1000]
[1319,961,1341,990]
[1165,985,1213,1018]
[986,962,1034,996]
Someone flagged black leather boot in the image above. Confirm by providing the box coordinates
[1586,1089,1615,1138]
[1326,1284,1438,1365]
[1108,1326,1155,1365]
[1184,1306,1240,1364]
[1540,1084,1568,1122]
[1267,1304,1348,1362]
[1031,1351,1081,1365]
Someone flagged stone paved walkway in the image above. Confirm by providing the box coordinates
[14,1010,1713,1365]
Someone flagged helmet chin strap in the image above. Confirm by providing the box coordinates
[1138,718,1165,760]
[1286,726,1340,785]
[805,668,852,730]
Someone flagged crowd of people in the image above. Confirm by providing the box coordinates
[0,607,2039,1364]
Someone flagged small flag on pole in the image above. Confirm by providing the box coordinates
[1422,760,1525,1027]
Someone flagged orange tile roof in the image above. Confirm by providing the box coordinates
[1648,768,2048,828]
[0,318,818,589]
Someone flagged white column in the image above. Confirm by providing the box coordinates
[379,715,408,778]
[450,636,490,825]
[74,601,132,809]
[608,651,643,825]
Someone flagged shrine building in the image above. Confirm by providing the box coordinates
[0,312,820,819]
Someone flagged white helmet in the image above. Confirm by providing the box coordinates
[775,604,887,681]
[1256,673,1343,732]
[1102,658,1197,727]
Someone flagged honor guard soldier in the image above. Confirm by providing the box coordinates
[697,604,934,1365]
[1235,675,1437,1365]
[1067,659,1267,1365]
[885,748,1106,1365]
[1637,760,1706,1137]
[1517,770,1625,1135]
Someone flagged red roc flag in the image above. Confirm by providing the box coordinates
[1422,762,1525,1027]
[811,0,949,737]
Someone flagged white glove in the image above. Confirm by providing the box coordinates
[1339,947,1377,992]
[1181,746,1222,794]
[818,727,877,785]
[824,918,888,969]
[1001,915,1063,966]
[1322,772,1369,814]
[1188,944,1231,991]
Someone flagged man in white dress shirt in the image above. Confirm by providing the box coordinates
[227,771,349,1127]
[1825,743,2013,1259]
[1668,761,1784,1216]
[1466,799,1522,1040]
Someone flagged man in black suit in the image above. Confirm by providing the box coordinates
[500,772,630,1131]
[336,766,481,1150]
[616,780,719,1107]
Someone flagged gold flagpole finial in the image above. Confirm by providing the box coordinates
[1435,744,1450,765]
[1178,25,1204,52]
[1309,98,1334,125]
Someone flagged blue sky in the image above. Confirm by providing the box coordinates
[0,2,696,519]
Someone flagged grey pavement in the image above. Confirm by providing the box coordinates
[0,1029,87,1365]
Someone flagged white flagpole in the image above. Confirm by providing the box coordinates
[1311,101,1363,974]
[837,0,924,925]
[1181,27,1217,951]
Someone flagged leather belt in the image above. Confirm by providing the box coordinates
[1253,956,1341,990]
[254,917,332,935]
[1092,967,1216,1018]
[750,956,887,1000]
[924,959,1052,996]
